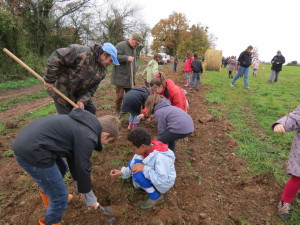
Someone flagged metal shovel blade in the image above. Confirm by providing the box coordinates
[98,205,116,223]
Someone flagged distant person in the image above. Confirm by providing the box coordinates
[110,128,176,210]
[268,50,285,83]
[122,87,151,130]
[173,53,179,72]
[230,45,253,88]
[190,52,203,90]
[183,51,194,87]
[12,108,121,225]
[252,58,261,76]
[111,33,144,116]
[227,56,236,79]
[272,105,300,222]
[142,54,162,87]
[143,94,194,151]
[44,43,119,115]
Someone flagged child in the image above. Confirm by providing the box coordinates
[122,87,151,130]
[252,58,260,76]
[183,51,194,87]
[142,54,163,87]
[144,94,194,151]
[190,52,203,90]
[110,128,176,210]
[227,56,236,79]
[12,108,121,225]
[272,105,300,221]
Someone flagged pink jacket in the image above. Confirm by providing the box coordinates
[252,59,260,69]
[184,58,194,72]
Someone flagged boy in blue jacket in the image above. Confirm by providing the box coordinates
[110,128,176,210]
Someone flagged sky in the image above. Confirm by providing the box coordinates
[128,0,300,63]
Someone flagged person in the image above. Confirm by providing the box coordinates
[110,127,176,210]
[252,58,261,76]
[143,94,194,151]
[44,42,119,115]
[122,87,151,130]
[230,45,253,88]
[268,50,285,83]
[173,53,179,72]
[12,108,121,225]
[183,51,193,87]
[190,52,203,90]
[142,54,162,87]
[272,105,300,221]
[227,56,236,79]
[110,33,144,116]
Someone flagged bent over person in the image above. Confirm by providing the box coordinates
[12,108,121,225]
[44,42,119,115]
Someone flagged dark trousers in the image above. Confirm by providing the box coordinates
[157,130,191,151]
[54,100,96,115]
[115,86,131,112]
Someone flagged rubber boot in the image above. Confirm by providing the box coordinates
[40,191,73,209]
[39,217,61,225]
[184,82,189,87]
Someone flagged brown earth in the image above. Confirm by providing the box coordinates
[0,64,283,225]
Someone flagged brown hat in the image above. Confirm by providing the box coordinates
[132,33,144,46]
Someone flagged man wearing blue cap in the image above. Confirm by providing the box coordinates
[44,42,119,115]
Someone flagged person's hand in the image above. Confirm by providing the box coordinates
[131,163,144,174]
[90,202,100,209]
[77,101,85,109]
[137,114,144,120]
[110,169,122,177]
[128,56,134,62]
[44,81,54,90]
[276,62,279,64]
[274,124,286,133]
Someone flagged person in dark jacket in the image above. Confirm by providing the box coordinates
[190,53,203,90]
[110,33,144,116]
[268,50,285,83]
[12,109,121,225]
[230,45,253,88]
[144,94,194,151]
[44,43,119,115]
[122,87,151,129]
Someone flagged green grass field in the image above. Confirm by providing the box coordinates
[203,64,300,223]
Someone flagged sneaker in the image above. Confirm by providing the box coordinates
[245,86,250,89]
[140,195,164,210]
[278,200,290,222]
[127,122,133,130]
[131,123,138,129]
[230,82,234,87]
[184,82,189,87]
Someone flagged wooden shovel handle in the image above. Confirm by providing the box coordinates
[3,48,78,108]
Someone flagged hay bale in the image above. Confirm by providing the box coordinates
[203,49,222,72]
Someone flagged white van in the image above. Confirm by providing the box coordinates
[158,53,168,65]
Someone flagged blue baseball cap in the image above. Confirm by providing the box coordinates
[102,42,119,65]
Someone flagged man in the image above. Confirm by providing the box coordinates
[230,45,253,89]
[269,50,285,83]
[173,53,179,72]
[110,33,144,116]
[12,108,121,225]
[44,42,119,115]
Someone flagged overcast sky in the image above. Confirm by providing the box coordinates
[129,0,300,63]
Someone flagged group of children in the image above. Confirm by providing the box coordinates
[183,51,204,90]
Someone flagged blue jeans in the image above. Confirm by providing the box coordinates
[173,63,177,72]
[129,114,139,124]
[157,130,191,151]
[190,72,201,89]
[15,155,69,225]
[185,72,191,83]
[231,66,250,88]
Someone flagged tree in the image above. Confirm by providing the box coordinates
[151,12,189,56]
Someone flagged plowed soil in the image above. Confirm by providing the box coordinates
[0,64,283,225]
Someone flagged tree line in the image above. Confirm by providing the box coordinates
[0,0,214,81]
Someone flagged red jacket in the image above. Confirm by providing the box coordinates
[163,79,187,111]
[184,58,193,72]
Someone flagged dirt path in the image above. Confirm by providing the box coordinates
[0,65,283,225]
[0,84,44,102]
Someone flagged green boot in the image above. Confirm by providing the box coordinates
[140,195,164,210]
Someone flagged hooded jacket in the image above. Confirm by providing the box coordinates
[121,140,176,193]
[184,57,194,72]
[163,79,187,112]
[142,59,159,82]
[271,54,285,72]
[154,98,194,135]
[12,108,102,194]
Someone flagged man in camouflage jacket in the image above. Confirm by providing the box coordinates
[110,33,143,115]
[44,43,119,115]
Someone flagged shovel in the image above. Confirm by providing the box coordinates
[2,48,78,108]
[98,205,116,223]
